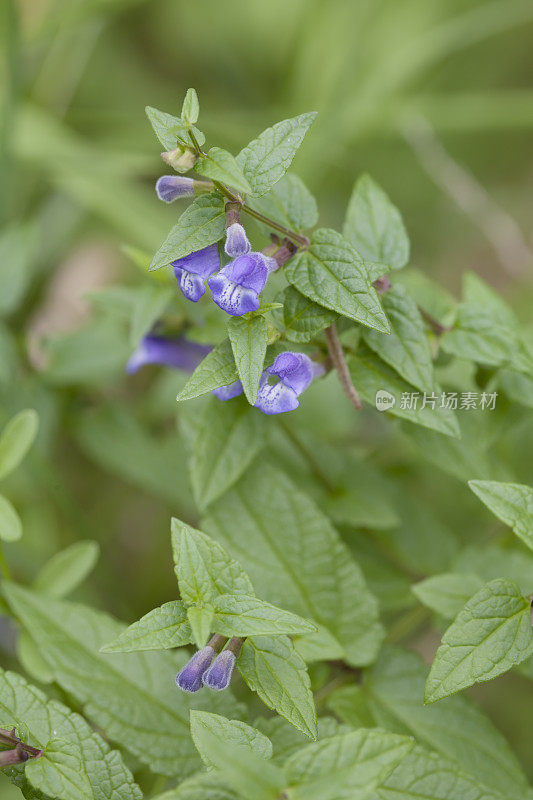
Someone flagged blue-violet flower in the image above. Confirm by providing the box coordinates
[208,252,276,316]
[202,649,236,691]
[126,335,211,374]
[175,646,216,693]
[172,244,221,303]
[212,380,244,401]
[156,175,195,203]
[255,351,325,415]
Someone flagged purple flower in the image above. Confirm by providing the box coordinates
[202,649,236,691]
[208,252,276,316]
[212,380,244,401]
[255,352,325,415]
[126,335,211,374]
[156,176,195,203]
[176,646,216,693]
[172,244,221,303]
[225,223,251,257]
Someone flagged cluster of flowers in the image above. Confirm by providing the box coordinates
[176,635,239,692]
[124,176,326,414]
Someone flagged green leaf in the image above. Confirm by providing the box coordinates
[176,339,238,402]
[33,541,100,598]
[187,604,215,648]
[0,224,38,317]
[189,710,273,768]
[16,630,55,684]
[236,112,317,197]
[325,685,376,729]
[145,105,205,149]
[25,738,93,800]
[151,772,237,800]
[285,229,390,333]
[285,729,414,800]
[0,409,38,481]
[238,635,317,740]
[44,319,130,385]
[362,284,435,392]
[247,174,318,233]
[149,193,225,271]
[190,396,266,509]
[196,147,251,194]
[469,480,533,551]
[227,315,268,404]
[0,494,22,542]
[100,601,191,652]
[365,647,530,798]
[0,666,141,800]
[181,88,199,126]
[204,463,384,667]
[348,345,460,437]
[171,518,254,607]
[188,719,285,800]
[343,174,410,270]
[425,578,533,703]
[440,273,518,367]
[377,746,503,800]
[2,583,238,778]
[213,594,317,637]
[272,286,337,343]
[412,573,484,620]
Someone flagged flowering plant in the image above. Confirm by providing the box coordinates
[0,87,532,800]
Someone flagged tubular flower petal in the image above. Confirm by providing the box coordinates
[212,380,244,401]
[224,223,251,257]
[155,176,195,203]
[208,252,276,316]
[255,352,325,415]
[126,335,211,375]
[202,650,236,691]
[175,646,216,693]
[172,244,221,303]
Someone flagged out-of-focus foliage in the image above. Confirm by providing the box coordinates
[0,1,532,798]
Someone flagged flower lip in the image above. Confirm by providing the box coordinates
[176,646,216,693]
[202,650,236,691]
[254,351,325,415]
[172,244,221,303]
[208,252,270,316]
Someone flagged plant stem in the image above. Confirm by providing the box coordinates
[187,131,309,248]
[325,324,363,411]
[418,305,450,336]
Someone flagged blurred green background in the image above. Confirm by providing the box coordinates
[1,0,532,792]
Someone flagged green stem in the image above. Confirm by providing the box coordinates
[386,604,430,645]
[187,130,309,248]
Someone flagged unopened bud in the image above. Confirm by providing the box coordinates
[0,745,29,766]
[161,146,198,173]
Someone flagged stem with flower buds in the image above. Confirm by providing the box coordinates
[187,130,310,248]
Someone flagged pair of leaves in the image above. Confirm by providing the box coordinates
[0,409,39,543]
[286,228,390,333]
[146,104,204,150]
[425,577,533,703]
[102,518,318,738]
[0,666,141,800]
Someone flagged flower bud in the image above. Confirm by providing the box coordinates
[225,223,251,257]
[175,646,216,693]
[0,745,29,766]
[161,146,198,173]
[155,176,195,203]
[202,649,236,691]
